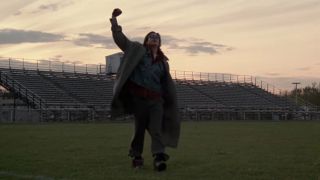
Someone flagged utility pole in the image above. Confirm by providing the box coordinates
[292,82,301,105]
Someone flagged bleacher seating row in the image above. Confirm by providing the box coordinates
[0,68,296,110]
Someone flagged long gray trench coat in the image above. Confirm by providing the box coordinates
[110,18,180,148]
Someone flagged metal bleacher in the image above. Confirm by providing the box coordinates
[39,71,114,108]
[2,67,295,110]
[1,57,316,121]
[174,80,299,112]
[191,82,282,108]
[176,82,225,109]
[0,69,113,110]
[3,69,80,106]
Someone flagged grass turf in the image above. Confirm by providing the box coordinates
[1,121,320,180]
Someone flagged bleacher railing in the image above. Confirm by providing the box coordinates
[0,57,106,75]
[0,57,304,97]
[170,70,319,109]
[0,71,46,109]
[170,70,283,95]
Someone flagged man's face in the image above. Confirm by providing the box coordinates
[146,33,160,47]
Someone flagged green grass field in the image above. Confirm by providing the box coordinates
[1,121,320,180]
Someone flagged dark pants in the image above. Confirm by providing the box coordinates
[129,96,165,157]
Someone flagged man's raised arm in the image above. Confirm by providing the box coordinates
[109,8,131,52]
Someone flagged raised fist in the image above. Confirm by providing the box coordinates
[112,8,122,17]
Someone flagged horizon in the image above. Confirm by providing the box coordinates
[1,0,319,90]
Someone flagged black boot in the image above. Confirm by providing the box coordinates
[153,153,169,172]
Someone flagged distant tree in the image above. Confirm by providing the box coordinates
[289,82,320,106]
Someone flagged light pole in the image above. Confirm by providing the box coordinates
[292,82,301,104]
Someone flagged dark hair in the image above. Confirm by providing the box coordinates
[143,31,167,62]
[143,31,161,47]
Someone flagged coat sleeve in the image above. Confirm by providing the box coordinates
[110,17,132,52]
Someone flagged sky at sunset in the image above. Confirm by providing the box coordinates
[0,0,320,90]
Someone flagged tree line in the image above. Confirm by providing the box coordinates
[289,82,320,106]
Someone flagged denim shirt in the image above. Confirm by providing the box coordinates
[129,51,165,93]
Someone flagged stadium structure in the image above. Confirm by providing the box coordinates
[0,55,319,122]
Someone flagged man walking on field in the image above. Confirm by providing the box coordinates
[109,8,180,171]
